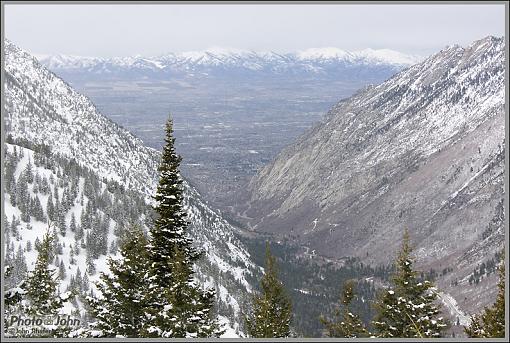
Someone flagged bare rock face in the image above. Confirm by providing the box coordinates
[241,36,505,313]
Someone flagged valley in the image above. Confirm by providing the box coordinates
[3,36,506,338]
[39,50,415,209]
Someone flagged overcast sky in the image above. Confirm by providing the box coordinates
[3,3,506,58]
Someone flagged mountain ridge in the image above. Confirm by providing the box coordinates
[238,35,505,315]
[35,46,422,71]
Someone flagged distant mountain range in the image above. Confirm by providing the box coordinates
[36,47,422,78]
[239,36,505,316]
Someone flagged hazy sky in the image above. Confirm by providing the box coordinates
[3,3,506,58]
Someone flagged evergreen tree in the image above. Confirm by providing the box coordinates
[24,159,34,183]
[10,215,20,240]
[9,178,17,207]
[16,172,29,217]
[75,223,84,242]
[58,207,67,237]
[51,228,59,259]
[32,196,45,222]
[59,260,67,280]
[75,268,83,292]
[141,118,221,338]
[23,231,66,316]
[465,260,505,338]
[320,280,369,337]
[41,176,50,194]
[34,237,41,251]
[372,229,448,338]
[88,226,150,337]
[86,250,96,275]
[70,213,76,232]
[69,246,76,265]
[6,246,27,290]
[74,240,81,255]
[245,242,292,338]
[82,273,90,293]
[46,193,55,222]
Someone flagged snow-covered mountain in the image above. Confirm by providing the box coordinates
[37,47,421,78]
[239,36,505,316]
[3,39,262,336]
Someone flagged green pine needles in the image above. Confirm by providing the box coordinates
[24,229,70,317]
[245,242,293,338]
[88,118,221,338]
[372,229,448,338]
[320,280,369,338]
[87,225,150,337]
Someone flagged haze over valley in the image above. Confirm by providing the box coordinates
[37,49,420,209]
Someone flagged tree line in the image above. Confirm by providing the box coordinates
[3,119,505,338]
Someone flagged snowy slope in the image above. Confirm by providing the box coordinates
[3,142,150,316]
[3,39,262,335]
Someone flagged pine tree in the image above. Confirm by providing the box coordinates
[11,246,27,288]
[59,260,67,280]
[320,280,369,337]
[10,215,20,240]
[465,260,505,338]
[9,178,17,207]
[23,230,65,316]
[46,193,55,222]
[34,237,41,251]
[82,273,90,293]
[74,240,81,255]
[69,245,76,265]
[59,208,67,237]
[33,196,45,222]
[70,213,76,232]
[75,268,83,292]
[75,223,84,242]
[372,229,448,338]
[86,250,96,275]
[25,159,34,183]
[141,118,221,338]
[245,242,292,338]
[88,226,150,337]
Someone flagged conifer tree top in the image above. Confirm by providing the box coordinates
[373,229,448,338]
[246,242,292,338]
